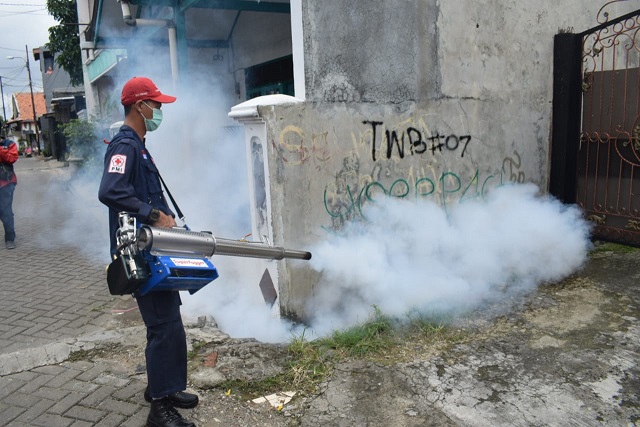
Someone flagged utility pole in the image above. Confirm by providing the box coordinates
[0,76,6,126]
[25,45,40,153]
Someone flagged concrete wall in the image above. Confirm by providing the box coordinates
[237,0,640,320]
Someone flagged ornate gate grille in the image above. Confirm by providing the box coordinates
[576,8,640,245]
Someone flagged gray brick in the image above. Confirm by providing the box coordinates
[98,398,140,416]
[32,364,68,375]
[55,312,80,321]
[112,382,146,401]
[23,323,50,335]
[32,385,71,401]
[80,385,116,406]
[3,421,32,427]
[10,320,33,329]
[64,405,106,423]
[0,327,26,339]
[94,373,130,388]
[13,398,56,423]
[0,376,27,399]
[70,420,94,427]
[3,391,41,408]
[94,412,126,427]
[76,364,109,382]
[8,370,45,382]
[119,412,149,427]
[56,327,82,336]
[61,379,100,394]
[44,319,72,331]
[31,413,74,427]
[0,405,25,425]
[46,366,83,388]
[33,330,62,339]
[47,391,85,415]
[18,373,54,394]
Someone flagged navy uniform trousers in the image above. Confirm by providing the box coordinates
[137,290,187,398]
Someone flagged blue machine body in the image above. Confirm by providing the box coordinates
[137,252,219,296]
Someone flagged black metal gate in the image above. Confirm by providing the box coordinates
[551,7,640,246]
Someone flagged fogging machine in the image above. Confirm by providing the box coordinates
[107,212,311,296]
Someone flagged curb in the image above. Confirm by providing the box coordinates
[0,326,146,375]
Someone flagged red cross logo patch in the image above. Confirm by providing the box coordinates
[108,154,127,174]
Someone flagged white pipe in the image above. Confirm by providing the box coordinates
[119,0,134,25]
[135,18,171,27]
[168,25,179,86]
[118,0,179,84]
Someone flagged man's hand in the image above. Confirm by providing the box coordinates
[153,211,177,228]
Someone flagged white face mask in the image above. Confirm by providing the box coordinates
[141,101,163,132]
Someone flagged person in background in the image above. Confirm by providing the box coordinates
[98,77,198,427]
[0,132,18,249]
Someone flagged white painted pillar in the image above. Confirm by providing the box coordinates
[229,94,304,313]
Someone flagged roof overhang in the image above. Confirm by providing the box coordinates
[88,0,290,50]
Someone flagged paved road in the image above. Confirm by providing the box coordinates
[0,157,151,426]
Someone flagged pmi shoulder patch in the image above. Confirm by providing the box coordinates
[108,154,127,174]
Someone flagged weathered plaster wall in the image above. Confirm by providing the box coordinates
[303,1,439,103]
[245,1,639,320]
[259,100,532,319]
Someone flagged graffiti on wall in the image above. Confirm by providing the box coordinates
[323,151,526,229]
[277,117,473,166]
[275,119,525,230]
[362,120,472,161]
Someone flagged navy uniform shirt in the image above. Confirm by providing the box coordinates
[98,125,174,256]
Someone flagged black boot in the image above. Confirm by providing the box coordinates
[145,387,199,409]
[146,397,196,427]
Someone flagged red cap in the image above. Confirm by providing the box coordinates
[121,77,177,106]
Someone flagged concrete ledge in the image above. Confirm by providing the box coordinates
[0,327,145,375]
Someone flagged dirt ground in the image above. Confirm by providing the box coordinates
[93,245,640,427]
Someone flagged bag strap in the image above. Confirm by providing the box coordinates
[156,171,187,226]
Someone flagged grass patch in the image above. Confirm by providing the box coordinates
[67,343,124,362]
[590,242,639,254]
[317,306,394,357]
[216,375,291,401]
[213,307,469,401]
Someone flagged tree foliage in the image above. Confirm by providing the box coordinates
[59,118,98,161]
[46,0,83,86]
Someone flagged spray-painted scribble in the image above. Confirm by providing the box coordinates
[324,153,525,229]
[502,151,526,184]
[363,120,472,161]
[278,119,472,167]
[278,125,335,167]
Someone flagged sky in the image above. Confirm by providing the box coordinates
[0,2,58,119]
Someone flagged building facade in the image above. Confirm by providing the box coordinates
[34,46,86,161]
[7,92,46,154]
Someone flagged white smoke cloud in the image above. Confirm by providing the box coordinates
[305,183,592,336]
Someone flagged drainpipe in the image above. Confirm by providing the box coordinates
[118,0,179,85]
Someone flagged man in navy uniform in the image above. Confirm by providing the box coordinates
[98,77,198,427]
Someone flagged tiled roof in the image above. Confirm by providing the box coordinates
[11,92,46,122]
